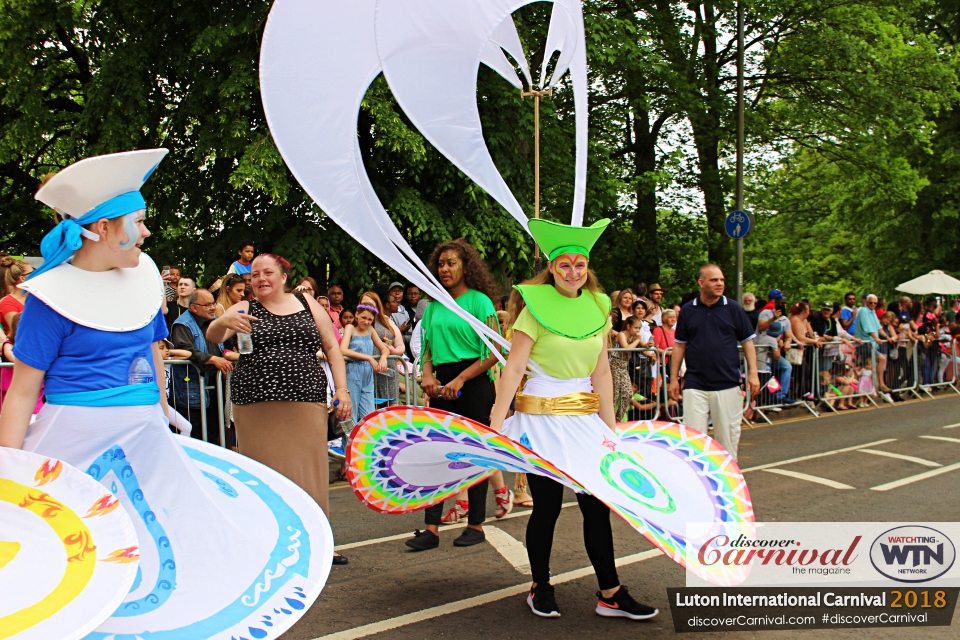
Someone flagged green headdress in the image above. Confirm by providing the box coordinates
[527,218,611,261]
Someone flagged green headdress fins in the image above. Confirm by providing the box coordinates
[527,218,611,261]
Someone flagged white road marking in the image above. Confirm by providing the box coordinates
[312,549,664,640]
[943,422,960,429]
[762,468,855,490]
[334,502,576,551]
[871,461,960,492]
[740,439,897,473]
[857,449,943,467]
[920,435,960,445]
[485,526,531,574]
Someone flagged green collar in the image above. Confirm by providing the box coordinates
[514,284,610,339]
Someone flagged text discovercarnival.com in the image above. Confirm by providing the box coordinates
[669,522,959,632]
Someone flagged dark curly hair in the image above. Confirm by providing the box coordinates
[428,239,498,301]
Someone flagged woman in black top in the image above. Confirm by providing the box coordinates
[207,253,351,564]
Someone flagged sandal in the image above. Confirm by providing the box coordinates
[494,486,514,518]
[513,491,534,508]
[441,500,469,524]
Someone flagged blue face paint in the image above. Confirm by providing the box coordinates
[117,211,142,250]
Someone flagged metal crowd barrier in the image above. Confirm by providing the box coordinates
[743,342,819,425]
[813,340,885,411]
[609,347,661,422]
[164,359,225,446]
[883,339,923,401]
[659,347,684,422]
[917,337,960,397]
[335,354,413,407]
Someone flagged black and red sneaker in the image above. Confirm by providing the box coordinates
[527,583,561,618]
[596,585,658,620]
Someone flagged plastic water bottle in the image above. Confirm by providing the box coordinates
[128,356,155,385]
[332,399,356,435]
[237,310,254,354]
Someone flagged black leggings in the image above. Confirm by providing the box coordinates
[526,473,620,590]
[423,359,495,527]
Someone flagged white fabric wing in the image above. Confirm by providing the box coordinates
[260,0,510,360]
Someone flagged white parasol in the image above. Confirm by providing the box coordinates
[895,270,960,295]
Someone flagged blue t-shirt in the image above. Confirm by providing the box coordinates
[13,296,168,395]
[840,307,857,335]
[230,260,252,275]
[675,295,756,391]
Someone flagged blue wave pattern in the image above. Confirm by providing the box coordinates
[85,445,176,616]
[83,443,313,639]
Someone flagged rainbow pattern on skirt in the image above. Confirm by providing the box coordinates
[347,406,583,513]
[347,407,754,585]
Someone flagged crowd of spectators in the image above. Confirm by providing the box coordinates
[2,239,959,436]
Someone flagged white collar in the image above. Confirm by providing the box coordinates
[19,254,163,332]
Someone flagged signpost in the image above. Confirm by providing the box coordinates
[725,210,753,240]
[735,0,746,304]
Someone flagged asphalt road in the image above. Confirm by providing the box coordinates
[284,393,960,640]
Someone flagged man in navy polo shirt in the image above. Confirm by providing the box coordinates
[668,264,760,459]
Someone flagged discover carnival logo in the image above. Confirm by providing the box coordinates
[869,526,956,583]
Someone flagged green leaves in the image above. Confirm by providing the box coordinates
[0,0,956,304]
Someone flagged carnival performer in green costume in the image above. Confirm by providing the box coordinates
[489,219,660,622]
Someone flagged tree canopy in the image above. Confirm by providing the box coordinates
[1,0,957,303]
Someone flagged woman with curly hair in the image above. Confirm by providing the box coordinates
[406,238,509,551]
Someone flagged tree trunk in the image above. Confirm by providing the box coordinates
[631,104,660,286]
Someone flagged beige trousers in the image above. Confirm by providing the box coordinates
[682,387,743,460]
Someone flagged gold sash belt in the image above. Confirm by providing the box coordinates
[514,391,600,416]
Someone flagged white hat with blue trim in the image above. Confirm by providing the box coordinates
[35,148,167,219]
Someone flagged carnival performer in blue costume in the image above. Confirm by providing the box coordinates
[0,149,333,640]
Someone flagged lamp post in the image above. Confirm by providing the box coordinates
[735,1,745,304]
[522,87,553,274]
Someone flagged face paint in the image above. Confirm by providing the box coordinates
[438,251,463,285]
[551,253,589,294]
[553,254,588,280]
[116,212,142,250]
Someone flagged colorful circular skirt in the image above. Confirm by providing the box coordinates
[0,447,138,640]
[347,406,754,585]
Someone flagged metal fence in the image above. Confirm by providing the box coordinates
[3,339,957,439]
[609,347,661,422]
[813,340,885,412]
[744,342,819,424]
[659,347,684,422]
[917,337,960,397]
[882,339,923,401]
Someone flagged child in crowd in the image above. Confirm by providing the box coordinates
[627,381,658,421]
[339,309,355,328]
[824,362,859,411]
[340,305,390,425]
[227,240,255,275]
[157,339,192,434]
[857,358,875,404]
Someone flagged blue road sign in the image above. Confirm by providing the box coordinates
[725,210,752,239]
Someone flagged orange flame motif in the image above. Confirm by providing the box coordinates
[64,529,97,562]
[84,494,120,518]
[34,459,63,486]
[18,492,63,519]
[101,546,140,564]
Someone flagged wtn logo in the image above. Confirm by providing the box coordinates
[871,526,956,583]
[880,543,944,567]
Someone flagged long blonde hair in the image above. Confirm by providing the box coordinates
[508,268,604,326]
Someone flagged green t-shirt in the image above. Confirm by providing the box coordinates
[421,289,499,366]
[513,305,612,379]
